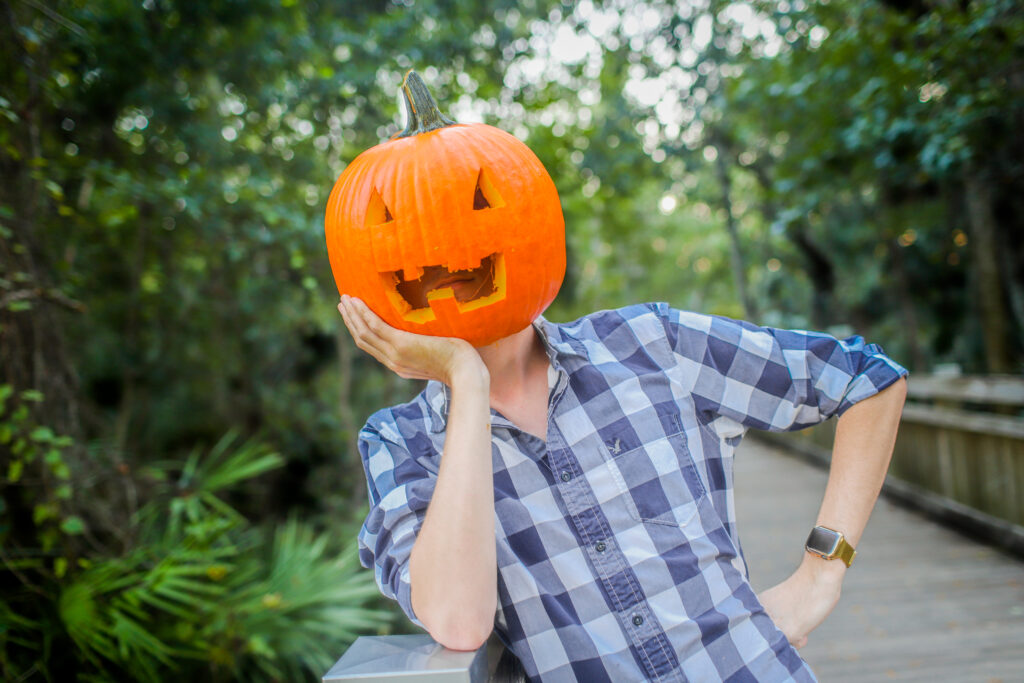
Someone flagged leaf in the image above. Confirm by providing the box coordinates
[34,503,57,524]
[30,426,56,442]
[61,516,86,535]
[7,300,32,312]
[7,459,24,483]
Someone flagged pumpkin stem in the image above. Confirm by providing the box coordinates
[395,70,457,138]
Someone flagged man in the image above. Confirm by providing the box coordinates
[340,291,907,681]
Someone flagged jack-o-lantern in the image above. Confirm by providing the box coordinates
[324,70,565,347]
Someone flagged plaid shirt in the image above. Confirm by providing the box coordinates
[357,303,907,682]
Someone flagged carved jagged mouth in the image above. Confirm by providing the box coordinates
[380,253,507,323]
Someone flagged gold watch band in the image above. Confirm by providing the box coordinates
[834,537,857,568]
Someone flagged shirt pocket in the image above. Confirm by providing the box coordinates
[604,427,708,528]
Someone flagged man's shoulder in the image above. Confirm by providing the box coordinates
[547,302,722,349]
[547,301,670,340]
[361,387,435,445]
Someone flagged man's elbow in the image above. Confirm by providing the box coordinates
[411,584,496,650]
[861,376,907,409]
[425,611,494,651]
[886,376,908,404]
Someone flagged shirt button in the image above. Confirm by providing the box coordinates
[560,471,572,482]
[632,615,644,627]
[595,541,606,552]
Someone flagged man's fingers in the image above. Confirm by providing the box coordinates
[340,298,424,379]
[340,304,379,355]
[340,297,385,344]
[347,297,427,364]
[338,300,361,337]
[339,299,393,363]
[338,295,474,384]
[348,296,398,341]
[338,299,366,337]
[347,297,406,351]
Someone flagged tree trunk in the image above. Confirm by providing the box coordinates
[787,223,837,329]
[0,6,81,442]
[964,173,1012,373]
[711,138,757,320]
[0,4,88,558]
[995,225,1024,352]
[886,239,926,371]
[744,157,837,328]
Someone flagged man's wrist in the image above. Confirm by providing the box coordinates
[448,354,490,392]
[799,551,848,583]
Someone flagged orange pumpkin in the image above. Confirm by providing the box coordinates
[324,70,565,347]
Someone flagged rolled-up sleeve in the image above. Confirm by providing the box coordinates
[357,420,436,628]
[657,304,908,431]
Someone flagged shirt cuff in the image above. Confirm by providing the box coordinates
[837,343,909,415]
[396,563,426,630]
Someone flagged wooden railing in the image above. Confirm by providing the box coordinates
[323,633,522,682]
[759,373,1024,555]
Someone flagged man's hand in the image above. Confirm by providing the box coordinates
[338,295,486,386]
[757,556,844,649]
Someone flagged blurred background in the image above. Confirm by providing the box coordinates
[2,0,1022,680]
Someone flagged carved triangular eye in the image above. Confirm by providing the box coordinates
[473,183,490,210]
[366,187,394,225]
[473,168,505,210]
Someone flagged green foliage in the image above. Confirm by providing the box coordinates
[719,0,1023,369]
[2,415,390,681]
[553,0,1023,370]
[0,384,77,558]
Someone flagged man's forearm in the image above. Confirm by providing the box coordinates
[814,377,907,556]
[409,363,497,650]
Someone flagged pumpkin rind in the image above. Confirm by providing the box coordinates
[324,71,565,346]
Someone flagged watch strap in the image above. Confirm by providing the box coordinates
[834,537,857,568]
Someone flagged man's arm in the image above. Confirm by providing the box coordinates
[340,296,497,651]
[656,305,908,646]
[408,362,497,650]
[757,377,908,648]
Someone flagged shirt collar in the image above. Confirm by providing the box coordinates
[426,316,588,433]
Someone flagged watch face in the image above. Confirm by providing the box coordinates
[806,526,841,555]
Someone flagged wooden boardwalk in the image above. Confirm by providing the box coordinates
[734,438,1024,682]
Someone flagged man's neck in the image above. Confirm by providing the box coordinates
[475,323,548,406]
[472,322,551,440]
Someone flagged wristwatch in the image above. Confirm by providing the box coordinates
[804,525,857,567]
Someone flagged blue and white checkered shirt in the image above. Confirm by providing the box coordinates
[357,303,907,682]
